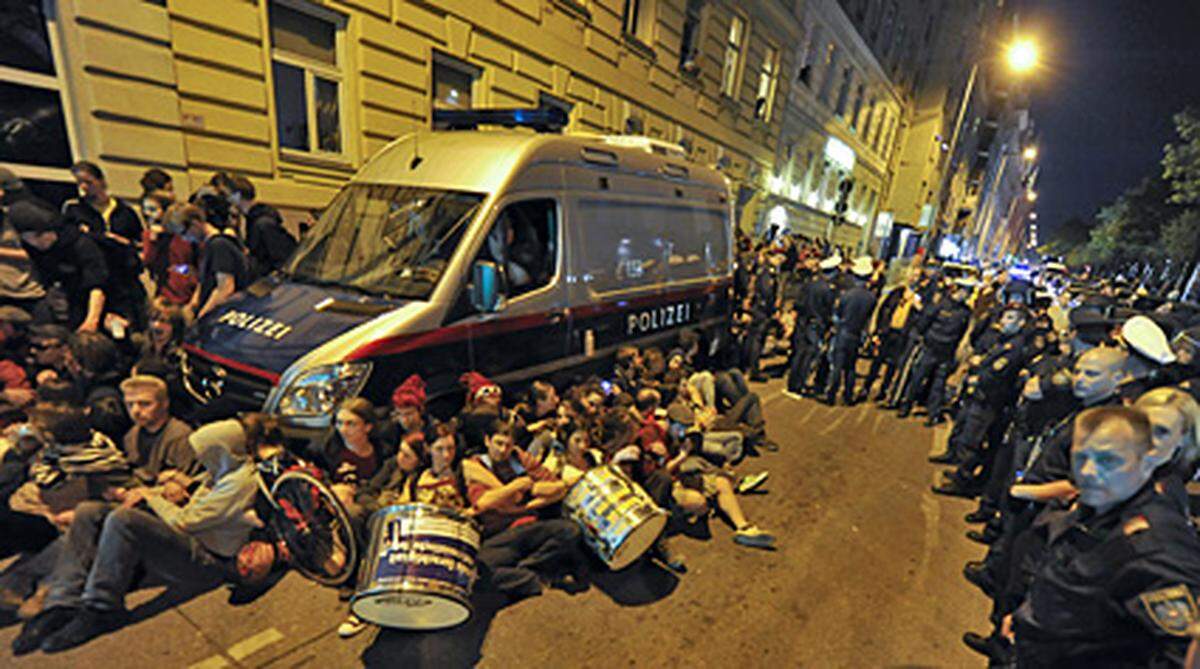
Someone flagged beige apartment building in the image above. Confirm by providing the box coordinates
[3,0,939,249]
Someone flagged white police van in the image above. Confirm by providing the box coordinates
[183,108,734,435]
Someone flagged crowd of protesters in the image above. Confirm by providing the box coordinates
[0,164,784,654]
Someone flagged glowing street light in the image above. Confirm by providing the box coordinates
[1023,146,1038,161]
[1007,38,1039,74]
[1026,190,1038,202]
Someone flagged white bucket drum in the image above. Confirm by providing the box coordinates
[562,465,667,570]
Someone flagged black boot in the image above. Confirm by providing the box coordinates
[962,631,1012,661]
[41,606,128,653]
[963,560,995,596]
[12,606,77,656]
[965,525,1000,545]
[927,451,957,464]
[964,506,996,524]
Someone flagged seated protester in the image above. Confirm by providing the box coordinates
[61,161,147,332]
[65,332,131,443]
[378,374,434,449]
[116,375,197,491]
[140,190,197,307]
[12,415,264,655]
[132,305,191,420]
[0,305,35,418]
[171,201,248,320]
[457,371,505,455]
[543,429,604,487]
[228,175,296,282]
[315,398,391,516]
[10,201,109,331]
[613,346,646,394]
[515,380,570,460]
[1008,406,1200,667]
[26,324,71,385]
[467,420,581,598]
[0,424,58,561]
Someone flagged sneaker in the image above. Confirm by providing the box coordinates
[781,389,805,401]
[759,439,780,452]
[338,613,368,639]
[12,606,76,656]
[652,537,687,574]
[733,525,776,549]
[41,605,127,653]
[736,471,770,494]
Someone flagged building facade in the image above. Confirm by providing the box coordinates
[3,0,1004,257]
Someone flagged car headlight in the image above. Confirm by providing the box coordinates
[276,362,372,418]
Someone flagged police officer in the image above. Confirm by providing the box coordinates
[1011,406,1200,667]
[790,254,839,395]
[822,257,876,405]
[784,258,818,396]
[931,305,1030,494]
[742,250,781,382]
[895,280,972,424]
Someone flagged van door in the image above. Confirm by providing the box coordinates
[444,196,569,384]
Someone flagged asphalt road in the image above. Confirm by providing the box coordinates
[0,375,992,668]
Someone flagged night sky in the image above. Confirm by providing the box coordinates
[1020,0,1200,240]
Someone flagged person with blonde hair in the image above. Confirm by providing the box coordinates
[1134,386,1200,483]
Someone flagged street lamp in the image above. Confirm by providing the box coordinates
[1023,146,1038,161]
[1006,39,1039,74]
[1026,190,1038,202]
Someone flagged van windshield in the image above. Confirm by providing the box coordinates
[285,184,485,299]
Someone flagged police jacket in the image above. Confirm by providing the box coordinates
[750,267,777,318]
[832,283,876,340]
[921,298,972,354]
[969,331,1030,405]
[1014,480,1200,667]
[807,275,837,329]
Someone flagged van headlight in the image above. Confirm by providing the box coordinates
[277,362,372,417]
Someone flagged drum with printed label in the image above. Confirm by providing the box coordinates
[562,465,667,570]
[351,503,480,629]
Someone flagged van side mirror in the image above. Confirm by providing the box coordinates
[470,260,505,313]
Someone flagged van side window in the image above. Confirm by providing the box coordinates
[576,199,729,293]
[478,199,557,299]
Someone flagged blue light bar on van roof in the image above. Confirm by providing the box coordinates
[433,107,569,132]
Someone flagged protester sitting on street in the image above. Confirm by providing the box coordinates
[228,176,296,282]
[116,375,196,490]
[141,189,197,307]
[171,201,248,320]
[12,415,265,655]
[467,420,581,599]
[315,398,391,516]
[62,161,147,332]
[65,332,130,443]
[10,201,110,331]
[0,169,49,312]
[458,371,505,454]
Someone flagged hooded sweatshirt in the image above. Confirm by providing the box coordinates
[144,419,258,557]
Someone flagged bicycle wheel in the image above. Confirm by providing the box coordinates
[269,470,358,587]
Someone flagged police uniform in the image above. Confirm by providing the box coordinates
[786,271,816,394]
[1014,481,1200,667]
[897,292,972,421]
[860,284,915,401]
[742,261,778,379]
[790,265,838,394]
[823,272,876,404]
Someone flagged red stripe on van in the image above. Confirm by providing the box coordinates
[183,344,282,384]
[345,280,730,361]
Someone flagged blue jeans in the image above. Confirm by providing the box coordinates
[44,501,230,611]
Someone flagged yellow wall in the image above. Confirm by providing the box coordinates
[54,0,807,216]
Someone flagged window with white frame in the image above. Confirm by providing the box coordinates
[720,14,746,97]
[754,45,779,122]
[0,1,79,204]
[622,0,657,44]
[269,1,345,155]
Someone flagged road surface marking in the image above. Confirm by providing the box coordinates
[188,656,230,669]
[228,627,285,661]
[819,411,849,436]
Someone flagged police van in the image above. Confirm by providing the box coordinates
[182,108,734,435]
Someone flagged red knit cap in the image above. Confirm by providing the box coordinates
[390,374,427,411]
[459,371,499,403]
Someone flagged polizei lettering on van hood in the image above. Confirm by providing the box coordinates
[215,309,294,341]
[626,301,695,336]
